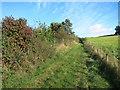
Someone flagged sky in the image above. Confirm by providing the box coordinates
[1,1,119,37]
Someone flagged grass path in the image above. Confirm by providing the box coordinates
[3,43,112,88]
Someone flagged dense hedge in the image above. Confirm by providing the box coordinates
[2,16,33,49]
[2,16,33,69]
[2,16,78,71]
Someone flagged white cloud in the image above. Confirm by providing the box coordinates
[88,24,113,37]
[89,24,113,33]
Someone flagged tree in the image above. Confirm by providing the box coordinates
[34,21,56,43]
[115,26,120,35]
[50,22,59,32]
[49,19,75,42]
[65,19,73,34]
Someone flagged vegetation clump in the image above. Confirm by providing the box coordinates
[2,16,78,85]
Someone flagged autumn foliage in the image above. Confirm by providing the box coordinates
[2,16,33,49]
[2,16,33,69]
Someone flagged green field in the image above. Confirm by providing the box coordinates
[3,43,113,88]
[87,35,119,60]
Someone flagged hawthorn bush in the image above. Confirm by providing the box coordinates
[2,16,33,48]
[2,16,33,70]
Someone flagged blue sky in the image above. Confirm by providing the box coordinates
[2,2,118,37]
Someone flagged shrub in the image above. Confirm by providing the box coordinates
[78,38,86,44]
[2,16,33,69]
[2,16,33,49]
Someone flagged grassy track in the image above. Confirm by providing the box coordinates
[3,43,112,88]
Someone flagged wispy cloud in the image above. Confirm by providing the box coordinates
[60,8,73,20]
[43,2,47,8]
[60,6,64,11]
[3,2,116,37]
[30,0,34,3]
[37,2,40,9]
[37,0,41,10]
[1,0,119,2]
[52,8,58,14]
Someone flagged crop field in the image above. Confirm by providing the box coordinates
[2,43,113,88]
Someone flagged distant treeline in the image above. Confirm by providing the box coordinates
[98,34,116,37]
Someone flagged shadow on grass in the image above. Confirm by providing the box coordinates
[82,42,120,88]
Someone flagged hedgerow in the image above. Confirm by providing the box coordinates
[2,16,33,69]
